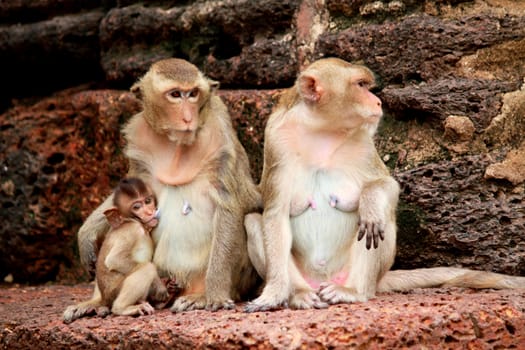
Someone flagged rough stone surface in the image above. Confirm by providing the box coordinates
[394,153,525,275]
[380,78,519,131]
[2,284,525,349]
[485,143,525,186]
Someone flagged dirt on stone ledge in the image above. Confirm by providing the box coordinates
[1,284,524,349]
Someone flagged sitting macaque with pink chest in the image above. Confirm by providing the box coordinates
[63,177,169,323]
[244,57,525,312]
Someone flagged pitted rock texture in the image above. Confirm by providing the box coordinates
[1,284,525,349]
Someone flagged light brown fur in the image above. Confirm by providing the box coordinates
[64,178,167,323]
[244,57,525,312]
[76,58,260,313]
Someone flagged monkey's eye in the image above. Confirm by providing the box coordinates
[144,196,154,205]
[357,80,370,89]
[169,90,182,98]
[132,202,142,211]
[189,88,199,98]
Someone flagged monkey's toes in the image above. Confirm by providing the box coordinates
[205,298,235,311]
[244,296,288,312]
[170,294,206,312]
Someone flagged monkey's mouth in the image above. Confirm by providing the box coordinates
[144,214,159,228]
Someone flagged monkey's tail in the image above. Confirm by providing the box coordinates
[377,267,525,292]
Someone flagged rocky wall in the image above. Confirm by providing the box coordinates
[0,0,524,286]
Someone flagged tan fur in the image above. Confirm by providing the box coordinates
[244,57,525,312]
[76,58,260,313]
[64,181,167,323]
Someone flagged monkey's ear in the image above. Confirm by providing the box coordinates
[208,79,220,92]
[103,208,125,229]
[298,74,323,103]
[130,82,143,100]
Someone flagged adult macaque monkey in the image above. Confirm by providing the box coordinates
[244,57,525,312]
[76,58,260,312]
[63,178,168,323]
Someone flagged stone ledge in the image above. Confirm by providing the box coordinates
[1,284,524,348]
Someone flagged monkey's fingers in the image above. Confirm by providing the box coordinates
[365,225,373,250]
[290,290,328,309]
[87,253,97,277]
[137,302,155,315]
[357,219,366,241]
[319,283,366,304]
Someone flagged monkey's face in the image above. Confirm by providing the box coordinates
[130,194,159,228]
[139,64,214,145]
[299,59,383,131]
[341,66,383,126]
[161,86,203,144]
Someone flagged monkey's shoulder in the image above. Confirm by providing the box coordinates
[104,220,150,244]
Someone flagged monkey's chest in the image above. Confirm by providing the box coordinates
[289,169,361,216]
[151,179,216,275]
[289,169,361,275]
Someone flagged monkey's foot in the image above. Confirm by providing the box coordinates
[206,296,235,311]
[170,293,207,312]
[244,293,289,313]
[62,303,98,324]
[318,283,369,304]
[290,290,328,309]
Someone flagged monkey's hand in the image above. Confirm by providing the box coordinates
[289,289,328,310]
[165,278,183,295]
[85,249,98,278]
[357,216,385,250]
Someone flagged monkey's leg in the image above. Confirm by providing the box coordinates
[244,213,326,311]
[245,213,266,278]
[206,207,244,311]
[62,282,103,323]
[111,263,157,316]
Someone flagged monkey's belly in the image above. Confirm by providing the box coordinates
[291,195,359,281]
[152,181,215,281]
[289,169,361,281]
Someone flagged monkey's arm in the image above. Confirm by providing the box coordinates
[103,228,137,274]
[78,194,114,275]
[202,146,254,310]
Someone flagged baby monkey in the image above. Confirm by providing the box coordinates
[63,177,168,323]
[97,177,169,316]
